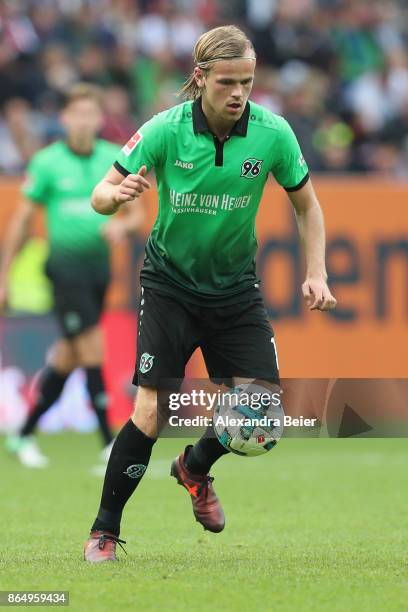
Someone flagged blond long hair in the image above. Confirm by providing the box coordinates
[179,25,256,100]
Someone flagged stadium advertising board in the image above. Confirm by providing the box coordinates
[0,178,407,429]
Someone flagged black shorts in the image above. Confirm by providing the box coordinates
[134,286,279,390]
[52,282,108,338]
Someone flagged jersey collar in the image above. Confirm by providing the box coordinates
[64,140,95,157]
[192,97,250,138]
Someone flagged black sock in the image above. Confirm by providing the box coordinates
[85,367,113,446]
[20,367,68,437]
[184,425,230,475]
[91,419,156,536]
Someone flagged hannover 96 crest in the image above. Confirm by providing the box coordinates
[241,158,263,179]
[139,352,155,373]
[123,464,147,479]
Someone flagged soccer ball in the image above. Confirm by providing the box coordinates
[213,382,284,456]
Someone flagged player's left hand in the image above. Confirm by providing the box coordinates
[302,277,337,311]
[101,219,128,244]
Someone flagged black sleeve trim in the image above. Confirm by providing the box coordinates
[114,161,130,177]
[284,173,310,192]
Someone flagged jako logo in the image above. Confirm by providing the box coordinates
[175,160,193,169]
[139,352,154,373]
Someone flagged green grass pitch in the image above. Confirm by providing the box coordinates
[1,434,407,611]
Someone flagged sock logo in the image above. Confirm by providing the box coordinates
[139,352,155,373]
[94,392,108,410]
[64,311,81,333]
[123,464,147,479]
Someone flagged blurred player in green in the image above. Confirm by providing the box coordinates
[0,83,143,468]
[84,25,337,562]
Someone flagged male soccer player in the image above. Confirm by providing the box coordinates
[84,25,337,562]
[0,83,143,468]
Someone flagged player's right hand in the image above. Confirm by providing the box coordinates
[114,165,151,204]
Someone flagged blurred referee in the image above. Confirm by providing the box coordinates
[0,84,143,468]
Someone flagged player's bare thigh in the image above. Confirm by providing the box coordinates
[47,338,77,374]
[47,325,104,373]
[71,325,104,367]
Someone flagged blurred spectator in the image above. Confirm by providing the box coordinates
[366,139,408,177]
[0,0,407,176]
[344,50,408,134]
[252,65,282,113]
[279,61,329,170]
[381,91,408,156]
[77,44,110,84]
[313,114,355,173]
[0,0,39,55]
[0,98,42,174]
[30,1,65,46]
[41,44,78,94]
[100,85,137,144]
[330,1,386,83]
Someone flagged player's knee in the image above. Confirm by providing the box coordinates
[132,388,157,422]
[47,340,77,375]
[131,387,158,436]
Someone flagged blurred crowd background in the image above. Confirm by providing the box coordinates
[1,0,408,176]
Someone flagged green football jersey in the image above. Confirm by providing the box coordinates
[115,99,309,304]
[23,139,120,283]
